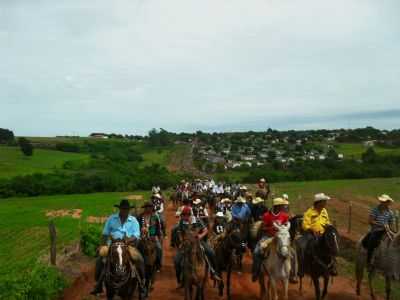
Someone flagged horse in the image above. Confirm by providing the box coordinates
[138,236,159,297]
[258,222,292,300]
[181,225,208,300]
[230,218,250,271]
[296,225,340,300]
[355,230,400,300]
[212,224,246,300]
[104,239,140,300]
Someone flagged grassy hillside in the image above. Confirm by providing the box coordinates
[0,146,89,179]
[335,143,400,159]
[0,192,148,280]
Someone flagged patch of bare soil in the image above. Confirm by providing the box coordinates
[46,209,83,219]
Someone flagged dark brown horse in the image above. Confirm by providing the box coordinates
[212,224,246,300]
[105,240,140,300]
[181,226,208,300]
[139,236,159,297]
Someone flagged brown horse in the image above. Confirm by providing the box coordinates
[105,240,140,300]
[181,226,208,300]
[139,236,159,297]
[212,224,246,300]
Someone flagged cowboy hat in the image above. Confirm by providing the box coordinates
[221,198,232,203]
[153,193,162,199]
[273,197,289,206]
[114,199,134,209]
[314,193,331,203]
[252,197,264,205]
[141,201,154,209]
[378,194,394,203]
[282,194,289,200]
[259,178,266,182]
[215,211,225,218]
[193,198,202,205]
[240,185,248,190]
[235,196,246,204]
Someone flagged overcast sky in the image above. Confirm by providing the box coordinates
[1,0,399,136]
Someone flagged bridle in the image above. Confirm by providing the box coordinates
[106,241,131,289]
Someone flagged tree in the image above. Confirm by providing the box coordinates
[327,148,338,160]
[362,147,378,163]
[18,137,34,156]
[0,128,14,143]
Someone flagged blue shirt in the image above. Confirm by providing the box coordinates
[231,203,251,220]
[370,206,394,232]
[103,213,141,240]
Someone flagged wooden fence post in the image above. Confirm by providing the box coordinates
[348,201,352,234]
[49,221,57,265]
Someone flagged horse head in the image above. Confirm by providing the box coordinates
[273,222,291,258]
[109,239,130,277]
[321,225,340,256]
[226,224,246,253]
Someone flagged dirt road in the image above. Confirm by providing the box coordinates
[62,204,376,300]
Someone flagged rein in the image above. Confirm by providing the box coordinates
[106,243,132,290]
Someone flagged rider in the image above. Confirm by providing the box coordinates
[192,198,209,226]
[212,211,228,235]
[173,206,221,286]
[251,197,268,221]
[362,194,395,269]
[138,201,163,271]
[231,196,251,223]
[152,193,166,237]
[298,193,337,276]
[252,197,289,281]
[91,199,145,295]
[171,198,194,247]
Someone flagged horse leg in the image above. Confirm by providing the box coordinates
[227,265,232,300]
[283,278,289,300]
[368,270,377,300]
[259,273,266,300]
[270,277,278,300]
[385,276,391,300]
[321,275,329,300]
[312,276,321,300]
[299,276,303,296]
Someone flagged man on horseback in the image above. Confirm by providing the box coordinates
[212,211,228,235]
[250,197,268,221]
[138,201,163,271]
[297,193,337,277]
[252,197,289,281]
[91,199,145,296]
[171,198,194,248]
[231,196,251,222]
[192,198,209,226]
[152,193,167,237]
[173,207,221,286]
[362,194,395,269]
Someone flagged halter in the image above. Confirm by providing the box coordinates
[106,241,131,290]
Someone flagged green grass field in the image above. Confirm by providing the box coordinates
[0,192,148,279]
[0,146,89,179]
[335,143,400,159]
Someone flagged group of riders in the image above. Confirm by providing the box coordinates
[90,177,396,298]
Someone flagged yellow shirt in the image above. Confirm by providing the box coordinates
[302,207,331,234]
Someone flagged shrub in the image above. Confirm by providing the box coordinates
[81,225,103,257]
[0,263,66,300]
[18,138,34,156]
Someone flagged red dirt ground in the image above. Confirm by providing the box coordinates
[62,204,378,300]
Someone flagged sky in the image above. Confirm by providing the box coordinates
[1,0,399,136]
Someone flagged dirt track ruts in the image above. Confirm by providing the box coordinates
[62,204,377,300]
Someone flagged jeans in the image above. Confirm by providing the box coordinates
[362,230,386,264]
[252,236,271,277]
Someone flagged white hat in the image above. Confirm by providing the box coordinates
[221,198,232,203]
[252,197,264,205]
[314,193,331,202]
[240,185,248,190]
[273,197,289,206]
[216,212,225,218]
[259,178,266,182]
[378,194,394,203]
[235,196,246,204]
[282,194,289,200]
[153,193,162,199]
[193,198,202,205]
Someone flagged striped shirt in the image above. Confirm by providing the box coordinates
[370,206,394,232]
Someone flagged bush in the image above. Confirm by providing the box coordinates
[81,225,103,257]
[0,263,67,300]
[18,138,34,156]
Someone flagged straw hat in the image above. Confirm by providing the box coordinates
[378,194,394,203]
[273,197,289,206]
[282,194,289,200]
[99,245,109,257]
[235,196,246,204]
[240,185,248,190]
[259,178,266,183]
[153,193,162,199]
[314,193,331,203]
[252,197,264,205]
[193,198,202,205]
[221,198,232,203]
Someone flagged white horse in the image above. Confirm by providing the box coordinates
[259,222,292,300]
